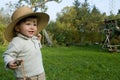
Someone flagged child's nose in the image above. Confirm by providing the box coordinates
[31,24,36,27]
[30,25,35,29]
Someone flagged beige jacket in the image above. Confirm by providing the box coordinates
[3,34,44,78]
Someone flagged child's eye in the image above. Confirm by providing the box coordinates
[26,23,31,25]
[34,24,37,26]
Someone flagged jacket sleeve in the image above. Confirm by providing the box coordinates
[3,40,22,69]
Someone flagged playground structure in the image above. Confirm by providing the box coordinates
[102,18,120,52]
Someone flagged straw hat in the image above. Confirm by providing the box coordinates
[4,6,49,42]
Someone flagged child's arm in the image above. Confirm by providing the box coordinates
[3,40,23,69]
[3,55,17,70]
[36,34,42,48]
[36,33,42,41]
[4,55,23,70]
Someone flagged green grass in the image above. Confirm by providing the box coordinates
[0,45,120,80]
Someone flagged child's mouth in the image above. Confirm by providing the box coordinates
[28,31,34,34]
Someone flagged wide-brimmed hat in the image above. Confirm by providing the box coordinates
[4,6,49,42]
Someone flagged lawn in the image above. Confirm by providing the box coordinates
[0,45,120,80]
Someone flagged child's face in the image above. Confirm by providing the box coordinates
[15,18,37,38]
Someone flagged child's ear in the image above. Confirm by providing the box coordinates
[15,26,20,32]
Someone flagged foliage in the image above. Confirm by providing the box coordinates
[1,0,120,46]
[5,0,62,13]
[46,0,108,45]
[0,9,10,45]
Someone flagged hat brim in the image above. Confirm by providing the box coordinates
[4,12,49,42]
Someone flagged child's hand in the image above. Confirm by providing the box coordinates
[8,60,18,69]
[36,34,42,41]
[8,60,23,70]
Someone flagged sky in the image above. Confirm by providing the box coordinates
[0,0,120,21]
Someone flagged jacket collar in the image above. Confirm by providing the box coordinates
[17,33,37,40]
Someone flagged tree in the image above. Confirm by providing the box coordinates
[0,8,10,45]
[54,0,108,45]
[6,0,62,13]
